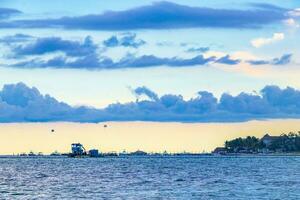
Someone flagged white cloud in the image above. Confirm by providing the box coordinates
[251,33,285,48]
[288,8,300,17]
[284,18,300,28]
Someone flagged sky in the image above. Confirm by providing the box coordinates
[2,120,300,154]
[0,0,300,123]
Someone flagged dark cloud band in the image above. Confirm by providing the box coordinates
[1,82,300,123]
[0,2,289,30]
[10,54,239,69]
[0,8,21,19]
[0,34,292,69]
[247,54,292,65]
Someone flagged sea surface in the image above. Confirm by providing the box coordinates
[0,156,300,199]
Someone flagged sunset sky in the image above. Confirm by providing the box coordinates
[1,120,300,154]
[0,1,300,153]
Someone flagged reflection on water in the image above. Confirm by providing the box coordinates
[0,156,299,199]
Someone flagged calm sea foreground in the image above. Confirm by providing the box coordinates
[0,156,299,199]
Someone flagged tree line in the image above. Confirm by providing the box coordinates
[224,132,300,153]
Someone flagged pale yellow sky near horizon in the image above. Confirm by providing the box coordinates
[1,119,300,155]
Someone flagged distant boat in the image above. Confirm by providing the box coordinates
[28,151,36,156]
[50,151,61,156]
[130,150,148,156]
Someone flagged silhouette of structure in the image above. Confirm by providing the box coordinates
[70,143,86,157]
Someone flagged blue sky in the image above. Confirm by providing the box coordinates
[0,0,300,122]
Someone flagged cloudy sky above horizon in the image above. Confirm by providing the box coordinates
[0,0,300,122]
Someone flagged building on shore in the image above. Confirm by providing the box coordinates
[215,132,300,154]
[89,149,100,157]
[70,143,87,157]
[261,134,281,147]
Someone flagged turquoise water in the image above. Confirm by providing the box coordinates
[0,156,300,199]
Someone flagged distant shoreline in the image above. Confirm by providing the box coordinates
[1,153,300,158]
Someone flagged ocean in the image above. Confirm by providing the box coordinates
[0,156,299,199]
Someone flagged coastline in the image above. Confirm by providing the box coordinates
[1,152,300,158]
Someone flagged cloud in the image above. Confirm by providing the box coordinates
[272,54,292,65]
[103,33,145,48]
[75,85,300,122]
[0,8,21,19]
[284,18,300,28]
[251,33,285,48]
[283,7,300,28]
[288,8,300,17]
[216,55,241,65]
[0,82,72,122]
[9,49,292,69]
[0,2,290,30]
[134,86,159,101]
[3,82,300,122]
[185,47,210,53]
[4,33,144,60]
[247,54,292,65]
[0,82,111,122]
[10,54,222,69]
[121,55,217,68]
[247,60,269,65]
[14,51,293,69]
[0,34,34,44]
[12,36,97,57]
